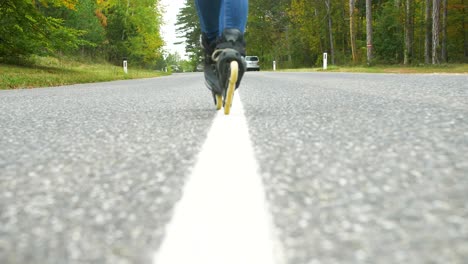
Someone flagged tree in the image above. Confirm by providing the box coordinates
[432,0,440,64]
[126,0,164,66]
[249,0,292,67]
[175,0,202,70]
[404,0,414,64]
[60,0,106,56]
[0,0,82,58]
[325,0,335,65]
[373,1,403,63]
[425,0,432,63]
[100,0,164,66]
[171,0,467,67]
[441,0,448,62]
[366,0,373,65]
[349,0,357,63]
[464,0,467,59]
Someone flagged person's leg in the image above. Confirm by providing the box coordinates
[214,0,249,91]
[195,0,223,98]
[219,0,248,34]
[195,0,221,41]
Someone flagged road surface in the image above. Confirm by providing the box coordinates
[1,72,467,264]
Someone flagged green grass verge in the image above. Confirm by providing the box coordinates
[278,64,468,74]
[3,57,465,90]
[0,56,169,90]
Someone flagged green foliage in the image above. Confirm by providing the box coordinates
[65,0,106,51]
[246,0,293,67]
[179,59,195,72]
[2,0,465,68]
[165,52,182,66]
[0,0,82,58]
[0,0,164,68]
[373,1,404,63]
[126,0,164,65]
[175,0,202,70]
[100,0,164,67]
[244,0,466,66]
[446,0,467,62]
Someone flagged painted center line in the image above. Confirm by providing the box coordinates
[153,93,282,264]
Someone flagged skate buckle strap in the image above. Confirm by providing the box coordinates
[211,48,243,63]
[211,49,223,62]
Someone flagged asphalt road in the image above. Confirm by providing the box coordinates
[1,71,467,264]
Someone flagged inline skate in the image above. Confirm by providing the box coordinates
[202,29,246,115]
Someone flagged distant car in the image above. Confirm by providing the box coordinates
[245,56,260,71]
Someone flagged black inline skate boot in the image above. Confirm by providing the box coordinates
[201,33,223,110]
[211,28,247,115]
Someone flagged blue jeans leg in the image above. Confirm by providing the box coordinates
[219,0,248,34]
[195,0,221,41]
[195,0,248,41]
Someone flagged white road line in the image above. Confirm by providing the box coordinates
[153,94,283,264]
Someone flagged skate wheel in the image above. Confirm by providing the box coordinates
[216,94,222,110]
[223,61,238,115]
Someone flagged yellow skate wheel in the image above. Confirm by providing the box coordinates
[216,94,222,110]
[224,61,238,115]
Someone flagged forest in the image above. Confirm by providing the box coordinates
[176,0,467,69]
[1,0,466,70]
[0,0,164,67]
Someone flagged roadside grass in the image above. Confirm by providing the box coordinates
[0,56,169,89]
[278,64,468,74]
[3,56,465,90]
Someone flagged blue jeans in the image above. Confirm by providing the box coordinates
[195,0,248,42]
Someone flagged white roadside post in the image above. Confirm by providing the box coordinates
[123,58,128,74]
[273,61,276,71]
[323,53,327,70]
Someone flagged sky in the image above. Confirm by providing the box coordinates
[160,0,188,58]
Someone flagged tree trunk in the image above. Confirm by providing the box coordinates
[285,24,292,66]
[366,0,372,65]
[342,0,347,57]
[315,8,325,57]
[395,0,401,8]
[463,0,467,58]
[441,0,448,62]
[349,0,357,63]
[404,0,414,64]
[395,0,402,61]
[425,0,432,64]
[432,0,440,64]
[326,0,335,65]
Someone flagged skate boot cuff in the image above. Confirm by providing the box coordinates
[216,28,246,56]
